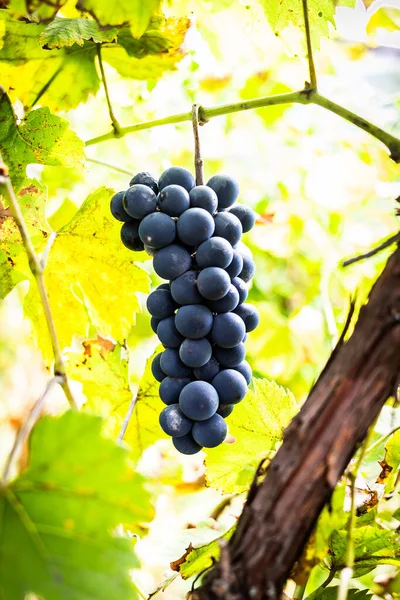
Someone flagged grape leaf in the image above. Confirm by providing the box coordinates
[171,525,236,580]
[376,430,400,491]
[306,588,372,600]
[0,410,153,600]
[6,0,69,22]
[0,180,50,298]
[259,0,355,48]
[76,0,161,36]
[205,378,298,493]
[0,87,84,190]
[329,526,400,576]
[24,187,151,358]
[40,17,119,49]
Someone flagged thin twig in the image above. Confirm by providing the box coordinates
[342,232,400,267]
[118,393,138,442]
[192,104,204,185]
[301,0,317,89]
[84,89,400,163]
[27,65,64,111]
[96,44,121,136]
[0,153,78,410]
[40,231,57,269]
[365,424,400,456]
[2,376,63,484]
[337,417,378,600]
[86,157,133,176]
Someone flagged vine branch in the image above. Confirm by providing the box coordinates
[301,0,317,89]
[96,44,121,136]
[84,89,400,163]
[342,232,400,267]
[0,154,78,411]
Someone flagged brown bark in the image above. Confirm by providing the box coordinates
[196,245,400,600]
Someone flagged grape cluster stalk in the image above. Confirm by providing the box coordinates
[110,167,259,454]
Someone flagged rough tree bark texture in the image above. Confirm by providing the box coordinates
[196,245,400,600]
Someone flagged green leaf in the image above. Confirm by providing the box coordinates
[0,410,153,600]
[258,0,350,48]
[76,0,161,36]
[40,17,119,49]
[6,0,69,22]
[377,430,400,491]
[306,587,372,600]
[205,378,298,493]
[329,526,400,576]
[0,87,84,190]
[171,525,235,580]
[24,187,151,357]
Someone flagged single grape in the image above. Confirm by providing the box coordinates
[239,254,255,283]
[152,352,166,382]
[123,184,157,219]
[217,404,234,418]
[160,348,191,378]
[196,237,233,269]
[110,191,134,222]
[139,212,176,249]
[197,267,231,301]
[159,377,191,405]
[179,338,212,368]
[170,271,203,305]
[177,208,215,247]
[226,250,243,278]
[179,381,219,420]
[189,185,218,214]
[193,357,220,382]
[231,277,248,304]
[211,313,246,348]
[192,413,228,447]
[150,316,161,333]
[129,171,159,194]
[213,212,242,246]
[158,283,171,291]
[157,316,184,348]
[234,360,252,385]
[175,305,214,339]
[212,369,248,404]
[234,303,260,332]
[121,222,144,251]
[228,204,256,233]
[213,343,246,368]
[206,174,239,209]
[206,285,239,313]
[158,184,190,217]
[173,433,202,455]
[153,244,192,280]
[159,404,193,437]
[158,166,195,192]
[146,288,177,319]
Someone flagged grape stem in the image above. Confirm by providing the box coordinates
[302,0,317,90]
[85,89,400,163]
[192,104,204,185]
[96,44,121,136]
[0,154,78,411]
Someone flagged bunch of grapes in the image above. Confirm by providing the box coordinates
[110,166,259,455]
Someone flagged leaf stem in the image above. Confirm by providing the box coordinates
[96,44,121,136]
[192,104,204,185]
[27,65,64,111]
[2,376,63,484]
[118,393,138,442]
[84,89,400,163]
[365,424,400,456]
[301,0,317,89]
[342,232,400,267]
[0,156,78,411]
[86,157,133,176]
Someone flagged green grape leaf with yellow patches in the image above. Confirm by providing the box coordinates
[170,524,236,580]
[306,588,372,600]
[39,17,119,49]
[122,347,168,459]
[6,0,69,22]
[328,526,400,576]
[0,87,84,190]
[0,180,51,298]
[0,410,153,600]
[376,429,400,491]
[205,378,298,493]
[76,0,161,36]
[24,187,150,358]
[259,0,355,48]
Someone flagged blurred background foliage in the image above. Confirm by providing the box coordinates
[1,0,400,598]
